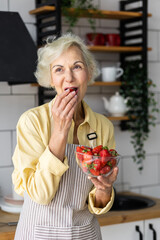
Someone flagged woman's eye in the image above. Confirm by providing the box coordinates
[56,68,62,72]
[55,67,64,74]
[73,65,82,71]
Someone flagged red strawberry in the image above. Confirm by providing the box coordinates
[81,161,88,172]
[100,165,111,175]
[92,145,103,155]
[76,146,84,161]
[110,158,117,167]
[90,168,100,176]
[83,151,93,165]
[93,159,101,171]
[99,147,111,157]
[99,147,112,166]
[109,149,118,156]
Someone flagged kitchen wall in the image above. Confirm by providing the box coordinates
[0,0,160,199]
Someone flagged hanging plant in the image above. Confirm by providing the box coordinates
[120,60,159,171]
[61,0,100,33]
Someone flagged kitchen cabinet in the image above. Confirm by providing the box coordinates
[29,0,151,121]
[101,218,160,240]
[145,218,160,240]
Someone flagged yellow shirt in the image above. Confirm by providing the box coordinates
[12,99,115,215]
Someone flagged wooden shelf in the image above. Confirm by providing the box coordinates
[29,6,152,19]
[29,6,55,15]
[31,81,122,87]
[106,115,136,121]
[88,46,152,52]
[92,81,121,86]
[65,8,152,20]
[107,115,131,121]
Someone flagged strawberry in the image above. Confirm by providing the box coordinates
[93,159,101,171]
[109,149,118,156]
[81,146,92,152]
[99,147,112,166]
[90,168,100,176]
[92,145,103,155]
[83,151,93,165]
[100,165,111,175]
[99,147,111,157]
[110,158,117,167]
[76,146,84,161]
[81,161,88,172]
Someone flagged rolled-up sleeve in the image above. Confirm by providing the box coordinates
[88,188,114,215]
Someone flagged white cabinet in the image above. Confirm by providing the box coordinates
[101,221,143,240]
[101,218,160,240]
[145,218,160,240]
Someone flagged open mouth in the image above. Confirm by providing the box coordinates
[65,87,78,94]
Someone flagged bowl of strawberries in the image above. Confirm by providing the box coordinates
[76,145,120,177]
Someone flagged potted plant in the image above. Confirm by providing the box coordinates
[61,0,100,33]
[120,61,159,171]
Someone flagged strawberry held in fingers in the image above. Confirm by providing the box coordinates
[65,87,78,94]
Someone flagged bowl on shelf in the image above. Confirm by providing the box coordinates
[76,151,120,177]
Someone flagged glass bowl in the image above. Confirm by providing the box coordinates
[76,152,120,177]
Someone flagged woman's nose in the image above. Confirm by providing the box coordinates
[65,69,74,82]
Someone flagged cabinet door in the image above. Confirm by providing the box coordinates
[145,218,160,240]
[101,221,144,240]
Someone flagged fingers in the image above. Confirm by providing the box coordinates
[89,167,119,191]
[54,90,76,110]
[53,90,77,117]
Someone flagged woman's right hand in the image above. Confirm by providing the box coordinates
[52,89,77,136]
[49,90,77,161]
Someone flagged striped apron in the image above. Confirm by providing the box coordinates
[14,143,102,240]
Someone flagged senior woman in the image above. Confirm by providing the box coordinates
[12,33,118,240]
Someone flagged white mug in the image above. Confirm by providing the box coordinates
[102,67,124,82]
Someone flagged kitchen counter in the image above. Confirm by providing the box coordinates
[97,192,160,226]
[0,210,19,240]
[0,192,160,239]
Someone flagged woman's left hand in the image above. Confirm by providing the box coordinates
[89,167,119,208]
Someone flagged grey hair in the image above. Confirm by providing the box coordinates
[34,33,100,88]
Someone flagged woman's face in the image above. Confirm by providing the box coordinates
[50,46,90,104]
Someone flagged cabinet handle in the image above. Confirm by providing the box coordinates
[149,223,157,240]
[135,225,143,240]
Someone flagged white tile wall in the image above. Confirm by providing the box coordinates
[0,95,36,130]
[141,185,160,199]
[0,82,11,94]
[148,30,158,62]
[148,62,160,91]
[25,23,37,43]
[148,0,160,30]
[9,0,36,23]
[0,167,14,197]
[0,132,12,166]
[122,155,159,188]
[0,0,8,10]
[12,84,38,95]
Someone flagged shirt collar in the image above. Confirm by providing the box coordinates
[81,100,96,132]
